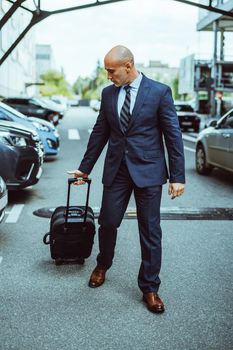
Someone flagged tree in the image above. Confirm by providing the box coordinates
[171,76,180,100]
[39,69,72,97]
[72,61,108,99]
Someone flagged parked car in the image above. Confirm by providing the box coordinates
[0,102,60,157]
[195,108,233,175]
[0,176,8,223]
[38,97,66,119]
[0,120,44,190]
[2,97,60,126]
[90,99,101,112]
[174,101,201,132]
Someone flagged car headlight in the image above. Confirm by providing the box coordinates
[0,133,27,147]
[0,177,6,192]
[54,129,59,138]
[9,135,27,146]
[32,121,50,132]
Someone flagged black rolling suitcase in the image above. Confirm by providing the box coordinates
[43,178,95,265]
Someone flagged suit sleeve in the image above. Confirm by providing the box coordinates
[78,95,110,174]
[158,86,185,184]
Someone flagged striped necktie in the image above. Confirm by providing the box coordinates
[120,85,131,132]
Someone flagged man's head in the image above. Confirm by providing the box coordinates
[104,45,138,87]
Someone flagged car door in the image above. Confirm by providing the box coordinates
[219,112,233,171]
[208,111,233,171]
[13,99,29,115]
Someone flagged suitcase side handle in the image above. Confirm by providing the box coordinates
[43,232,51,245]
[65,178,91,225]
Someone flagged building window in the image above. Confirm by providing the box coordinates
[36,54,50,60]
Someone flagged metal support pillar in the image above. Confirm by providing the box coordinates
[0,0,26,30]
[220,29,225,61]
[0,10,51,66]
[210,21,218,117]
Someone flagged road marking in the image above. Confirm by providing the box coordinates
[5,204,24,223]
[0,257,3,264]
[68,129,80,140]
[184,146,195,153]
[182,134,196,142]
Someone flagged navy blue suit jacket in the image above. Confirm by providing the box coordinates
[79,74,185,187]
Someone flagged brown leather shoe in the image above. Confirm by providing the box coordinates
[88,266,107,288]
[143,292,165,313]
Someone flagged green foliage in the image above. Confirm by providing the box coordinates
[73,61,108,100]
[39,69,72,97]
[171,76,180,100]
[72,61,182,102]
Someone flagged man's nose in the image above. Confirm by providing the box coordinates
[107,73,112,80]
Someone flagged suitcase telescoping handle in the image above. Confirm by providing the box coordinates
[65,177,91,225]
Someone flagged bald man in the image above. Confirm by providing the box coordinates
[68,45,185,313]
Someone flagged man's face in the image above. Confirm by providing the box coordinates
[104,57,130,87]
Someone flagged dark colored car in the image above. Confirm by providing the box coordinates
[0,120,44,190]
[2,97,60,126]
[0,102,60,157]
[196,108,233,175]
[39,97,66,119]
[174,101,201,133]
[0,176,8,223]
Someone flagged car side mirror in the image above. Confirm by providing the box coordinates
[209,120,217,127]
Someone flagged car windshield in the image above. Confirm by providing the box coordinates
[0,103,27,120]
[32,98,48,108]
[175,105,194,112]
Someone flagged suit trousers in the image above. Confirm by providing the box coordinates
[98,159,162,293]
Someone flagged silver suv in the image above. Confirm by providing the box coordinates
[196,108,233,175]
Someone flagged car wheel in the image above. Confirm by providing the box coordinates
[196,144,212,175]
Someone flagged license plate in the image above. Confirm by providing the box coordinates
[36,167,43,179]
[182,122,192,126]
[0,194,8,211]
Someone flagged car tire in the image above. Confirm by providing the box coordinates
[196,144,212,175]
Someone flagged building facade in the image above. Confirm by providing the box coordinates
[0,1,36,97]
[179,0,233,115]
[136,60,178,85]
[35,44,55,81]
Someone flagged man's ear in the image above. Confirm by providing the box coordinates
[125,61,131,72]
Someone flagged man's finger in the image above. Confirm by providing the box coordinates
[73,180,86,185]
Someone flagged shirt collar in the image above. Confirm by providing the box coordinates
[123,72,142,90]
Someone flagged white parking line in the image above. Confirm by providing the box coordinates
[5,204,24,223]
[184,146,195,153]
[182,134,196,142]
[68,129,80,140]
[0,257,3,264]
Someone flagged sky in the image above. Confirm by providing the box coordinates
[34,0,215,84]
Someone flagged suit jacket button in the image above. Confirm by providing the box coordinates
[125,150,129,154]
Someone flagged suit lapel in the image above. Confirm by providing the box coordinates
[111,85,123,132]
[128,75,150,130]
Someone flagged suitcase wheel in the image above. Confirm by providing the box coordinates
[55,259,63,266]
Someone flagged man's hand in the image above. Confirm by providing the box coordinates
[67,169,89,185]
[168,183,185,200]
